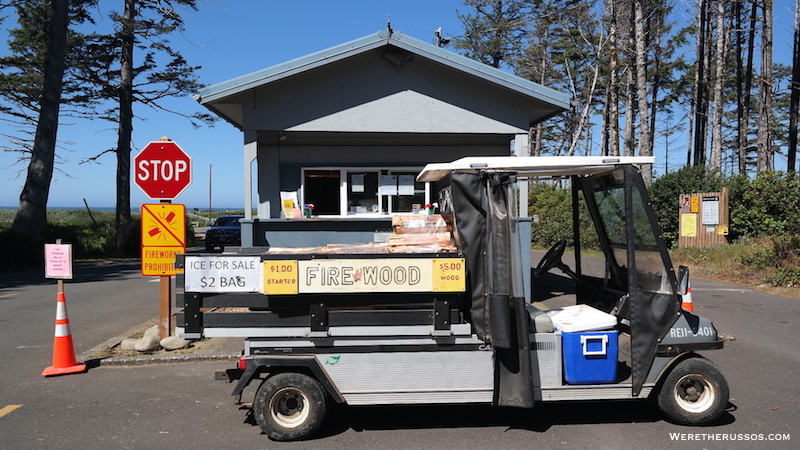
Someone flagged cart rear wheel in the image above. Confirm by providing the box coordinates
[657,358,729,425]
[253,372,328,441]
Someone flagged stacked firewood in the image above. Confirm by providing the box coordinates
[266,214,458,254]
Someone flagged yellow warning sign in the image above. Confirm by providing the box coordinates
[689,196,700,214]
[141,203,185,276]
[142,246,184,276]
[141,203,186,247]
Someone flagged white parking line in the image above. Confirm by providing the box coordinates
[692,287,752,292]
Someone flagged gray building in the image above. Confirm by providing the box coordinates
[195,29,569,247]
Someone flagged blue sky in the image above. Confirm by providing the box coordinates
[0,0,465,209]
[0,0,795,209]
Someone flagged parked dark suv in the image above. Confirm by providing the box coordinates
[205,215,243,251]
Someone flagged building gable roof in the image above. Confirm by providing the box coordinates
[196,29,570,130]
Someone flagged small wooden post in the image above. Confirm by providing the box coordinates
[56,239,65,294]
[160,272,171,339]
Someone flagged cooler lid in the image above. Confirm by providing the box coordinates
[548,304,618,333]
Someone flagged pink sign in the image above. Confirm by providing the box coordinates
[45,244,73,279]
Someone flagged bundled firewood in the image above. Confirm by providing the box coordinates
[391,214,452,234]
[324,243,391,254]
[386,232,452,247]
[265,214,459,255]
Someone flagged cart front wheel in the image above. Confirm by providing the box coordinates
[253,372,328,441]
[657,358,729,425]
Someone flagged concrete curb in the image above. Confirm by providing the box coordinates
[89,353,240,366]
[77,318,241,367]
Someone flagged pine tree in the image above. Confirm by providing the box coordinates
[757,0,773,173]
[1,0,94,239]
[77,0,214,251]
[454,0,528,69]
[789,0,800,172]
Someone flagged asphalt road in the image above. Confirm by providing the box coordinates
[0,257,798,449]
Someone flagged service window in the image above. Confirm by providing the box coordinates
[347,171,379,214]
[381,170,427,213]
[302,167,429,216]
[303,170,340,216]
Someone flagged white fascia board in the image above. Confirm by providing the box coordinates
[417,156,657,182]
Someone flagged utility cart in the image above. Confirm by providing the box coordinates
[176,156,729,441]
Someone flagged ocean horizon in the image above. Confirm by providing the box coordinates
[1,206,245,212]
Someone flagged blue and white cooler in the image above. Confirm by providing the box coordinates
[549,304,619,384]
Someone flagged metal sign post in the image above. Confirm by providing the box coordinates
[134,137,191,339]
[160,200,172,340]
[140,202,186,338]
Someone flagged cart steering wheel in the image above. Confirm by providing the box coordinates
[534,239,567,277]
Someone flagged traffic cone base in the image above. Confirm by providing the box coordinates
[681,285,695,313]
[42,363,86,377]
[42,292,86,377]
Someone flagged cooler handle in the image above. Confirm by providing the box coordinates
[581,334,608,356]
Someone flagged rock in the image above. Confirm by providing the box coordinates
[142,325,160,339]
[134,332,161,352]
[160,336,189,351]
[119,338,138,352]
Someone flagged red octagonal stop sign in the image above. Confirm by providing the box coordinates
[134,140,192,199]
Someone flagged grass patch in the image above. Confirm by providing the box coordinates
[0,208,196,268]
[670,236,800,294]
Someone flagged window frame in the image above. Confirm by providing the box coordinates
[300,166,430,217]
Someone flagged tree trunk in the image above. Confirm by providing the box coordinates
[645,2,660,162]
[741,0,758,173]
[115,0,136,251]
[757,0,773,173]
[567,66,599,156]
[693,0,711,166]
[710,0,729,174]
[686,96,695,166]
[788,0,800,172]
[606,0,620,157]
[735,0,746,174]
[624,67,635,157]
[633,0,652,182]
[10,0,70,238]
[623,4,635,158]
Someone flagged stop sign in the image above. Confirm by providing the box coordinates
[134,140,192,199]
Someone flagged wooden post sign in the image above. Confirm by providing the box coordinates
[678,188,730,248]
[45,242,73,279]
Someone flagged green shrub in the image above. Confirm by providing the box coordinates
[730,171,800,238]
[765,268,800,287]
[0,209,142,268]
[528,182,573,248]
[0,229,43,267]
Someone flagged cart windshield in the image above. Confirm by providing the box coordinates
[591,171,674,295]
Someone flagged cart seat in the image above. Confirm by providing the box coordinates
[526,303,555,333]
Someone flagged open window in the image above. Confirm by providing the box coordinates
[301,167,430,216]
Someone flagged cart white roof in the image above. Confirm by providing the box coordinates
[417,156,656,182]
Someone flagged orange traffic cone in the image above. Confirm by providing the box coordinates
[42,292,86,376]
[681,280,695,313]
